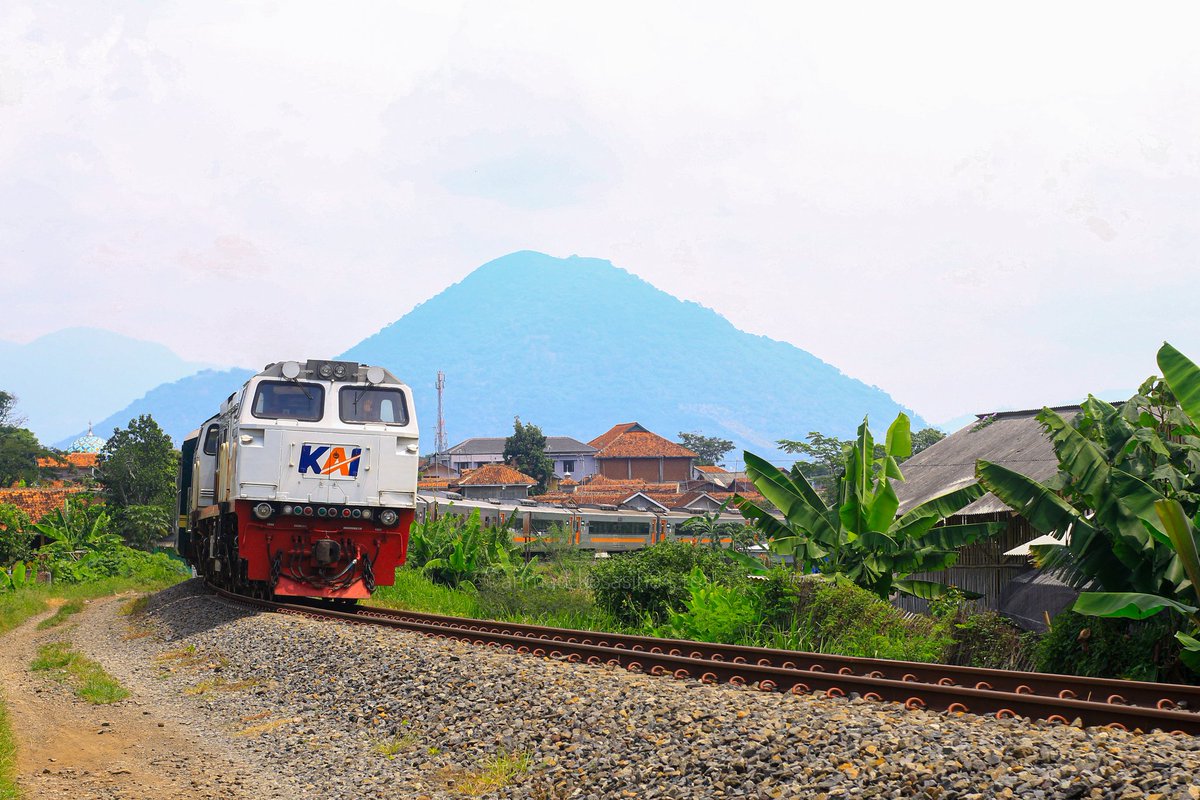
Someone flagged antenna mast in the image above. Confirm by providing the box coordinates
[435,370,447,454]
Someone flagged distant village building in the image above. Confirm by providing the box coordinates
[441,436,597,480]
[892,406,1081,629]
[452,464,538,502]
[589,422,697,482]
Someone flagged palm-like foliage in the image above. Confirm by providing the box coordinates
[975,342,1200,665]
[735,413,1001,599]
[33,498,121,556]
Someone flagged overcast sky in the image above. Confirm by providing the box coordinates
[3,1,1197,425]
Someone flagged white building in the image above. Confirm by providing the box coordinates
[441,436,598,480]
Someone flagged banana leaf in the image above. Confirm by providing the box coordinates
[1037,408,1110,501]
[891,483,986,540]
[976,460,1090,538]
[1159,342,1200,427]
[893,579,982,600]
[742,451,837,541]
[1156,498,1200,608]
[1072,591,1198,620]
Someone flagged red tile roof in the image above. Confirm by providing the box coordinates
[588,422,697,460]
[418,479,451,490]
[559,477,579,486]
[38,453,99,469]
[0,487,87,523]
[454,464,536,487]
[696,465,728,474]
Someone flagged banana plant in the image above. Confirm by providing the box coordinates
[735,413,1001,599]
[976,342,1200,667]
[1,561,30,592]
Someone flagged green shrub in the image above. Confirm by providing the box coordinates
[48,545,189,585]
[1035,610,1190,682]
[653,567,760,643]
[760,571,952,662]
[944,610,1039,671]
[589,540,748,627]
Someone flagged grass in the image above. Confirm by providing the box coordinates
[30,641,130,704]
[441,750,533,796]
[236,717,298,737]
[375,729,421,759]
[119,596,150,616]
[0,698,17,800]
[36,599,85,630]
[373,568,621,632]
[184,676,260,696]
[1,574,183,638]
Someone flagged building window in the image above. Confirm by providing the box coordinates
[561,460,575,474]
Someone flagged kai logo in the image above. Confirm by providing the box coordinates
[298,444,363,479]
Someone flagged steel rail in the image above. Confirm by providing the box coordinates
[349,604,1200,711]
[206,585,1200,735]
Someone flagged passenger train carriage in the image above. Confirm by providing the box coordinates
[177,359,418,600]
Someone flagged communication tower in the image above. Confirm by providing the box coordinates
[435,370,447,454]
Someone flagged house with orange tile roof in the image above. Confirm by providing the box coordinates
[452,463,537,501]
[588,422,698,483]
[0,487,87,524]
[37,452,99,484]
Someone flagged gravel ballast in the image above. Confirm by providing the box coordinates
[77,580,1200,799]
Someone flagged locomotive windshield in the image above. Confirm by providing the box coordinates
[251,381,325,421]
[340,386,409,425]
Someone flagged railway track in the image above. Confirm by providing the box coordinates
[207,584,1200,735]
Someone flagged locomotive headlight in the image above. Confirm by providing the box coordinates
[333,364,347,378]
[253,502,273,520]
[379,509,398,526]
[319,364,333,378]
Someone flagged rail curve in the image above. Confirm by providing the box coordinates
[206,584,1200,735]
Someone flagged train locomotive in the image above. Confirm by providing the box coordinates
[176,359,418,600]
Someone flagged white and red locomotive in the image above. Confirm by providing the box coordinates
[176,359,418,600]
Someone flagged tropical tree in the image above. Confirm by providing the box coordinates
[737,413,1001,599]
[503,417,554,493]
[677,432,734,467]
[975,342,1200,667]
[909,427,947,458]
[678,502,758,551]
[0,503,33,566]
[0,425,45,487]
[777,431,851,504]
[96,415,178,549]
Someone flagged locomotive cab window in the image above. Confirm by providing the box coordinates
[251,381,325,421]
[202,425,219,456]
[340,387,409,425]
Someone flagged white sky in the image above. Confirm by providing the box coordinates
[2,1,1197,424]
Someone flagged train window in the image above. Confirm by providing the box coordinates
[251,381,325,421]
[202,425,219,456]
[339,387,409,425]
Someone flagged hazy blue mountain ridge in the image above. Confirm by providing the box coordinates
[0,327,217,445]
[56,368,257,449]
[340,251,925,463]
[67,252,926,463]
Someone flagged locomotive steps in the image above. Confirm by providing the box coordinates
[6,578,1200,799]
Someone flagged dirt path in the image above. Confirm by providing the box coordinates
[0,596,265,800]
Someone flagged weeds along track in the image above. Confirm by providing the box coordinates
[207,584,1200,736]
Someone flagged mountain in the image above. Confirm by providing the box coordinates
[341,251,925,463]
[56,368,257,449]
[0,328,219,445]
[77,252,926,460]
